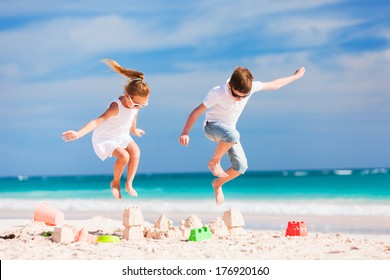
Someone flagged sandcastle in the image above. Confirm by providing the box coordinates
[222,208,246,235]
[52,225,75,243]
[122,206,144,240]
[50,206,247,243]
[179,214,203,239]
[208,217,229,237]
[51,225,96,244]
[143,214,182,239]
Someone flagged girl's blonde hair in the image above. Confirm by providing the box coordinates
[101,59,150,98]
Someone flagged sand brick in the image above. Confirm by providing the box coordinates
[223,208,245,228]
[123,226,144,240]
[51,225,75,244]
[154,214,173,231]
[123,206,144,227]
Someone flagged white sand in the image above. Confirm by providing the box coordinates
[1,216,390,260]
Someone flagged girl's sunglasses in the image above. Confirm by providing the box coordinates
[126,95,148,108]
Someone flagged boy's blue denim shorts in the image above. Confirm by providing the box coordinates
[204,121,248,173]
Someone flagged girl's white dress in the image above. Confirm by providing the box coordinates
[92,99,138,160]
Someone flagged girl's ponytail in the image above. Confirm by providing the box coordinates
[101,59,150,98]
[101,59,144,80]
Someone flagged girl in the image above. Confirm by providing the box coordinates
[62,59,150,200]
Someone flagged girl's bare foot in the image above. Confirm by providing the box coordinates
[212,179,224,205]
[110,181,122,200]
[208,160,228,178]
[125,183,138,197]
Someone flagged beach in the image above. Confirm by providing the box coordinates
[1,211,390,260]
[1,170,390,261]
[2,206,390,280]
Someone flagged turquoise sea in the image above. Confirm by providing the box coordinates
[1,168,389,233]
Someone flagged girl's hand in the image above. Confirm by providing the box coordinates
[132,128,145,137]
[179,134,190,146]
[62,130,79,142]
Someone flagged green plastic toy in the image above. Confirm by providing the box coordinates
[188,226,212,241]
[97,235,120,243]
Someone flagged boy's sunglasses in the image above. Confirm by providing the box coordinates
[230,88,249,99]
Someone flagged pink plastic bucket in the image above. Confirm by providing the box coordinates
[33,202,64,226]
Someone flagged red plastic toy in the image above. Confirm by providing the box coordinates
[285,221,308,237]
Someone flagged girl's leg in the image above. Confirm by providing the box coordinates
[111,147,130,199]
[125,141,140,197]
[208,141,235,178]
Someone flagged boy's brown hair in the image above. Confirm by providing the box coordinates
[229,66,253,94]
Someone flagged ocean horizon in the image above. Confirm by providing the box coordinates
[1,167,389,218]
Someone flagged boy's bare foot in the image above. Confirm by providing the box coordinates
[125,183,138,197]
[212,179,224,205]
[208,161,228,178]
[110,181,122,200]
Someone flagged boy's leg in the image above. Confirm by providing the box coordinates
[212,142,248,205]
[111,147,130,199]
[212,168,241,205]
[208,141,235,178]
[204,122,239,178]
[124,141,140,197]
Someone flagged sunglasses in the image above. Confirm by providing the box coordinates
[230,88,249,99]
[126,95,148,108]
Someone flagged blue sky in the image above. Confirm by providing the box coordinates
[0,0,389,177]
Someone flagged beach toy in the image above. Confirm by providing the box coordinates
[285,221,308,237]
[42,231,52,237]
[97,235,120,243]
[33,202,64,226]
[188,226,212,242]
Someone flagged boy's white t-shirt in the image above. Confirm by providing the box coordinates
[203,81,263,128]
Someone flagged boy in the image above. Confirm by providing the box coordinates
[179,66,305,205]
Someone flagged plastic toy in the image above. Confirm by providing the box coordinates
[188,226,212,241]
[97,235,120,243]
[34,202,64,226]
[285,221,308,237]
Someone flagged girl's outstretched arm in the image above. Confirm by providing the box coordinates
[261,67,305,91]
[62,102,119,142]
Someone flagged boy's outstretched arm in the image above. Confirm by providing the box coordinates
[261,67,305,91]
[179,103,207,146]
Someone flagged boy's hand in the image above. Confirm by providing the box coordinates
[62,131,79,142]
[294,67,305,79]
[179,134,190,146]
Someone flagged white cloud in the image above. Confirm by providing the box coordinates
[263,16,360,47]
[246,48,390,116]
[0,0,342,17]
[0,63,21,79]
[1,0,389,175]
[0,0,354,81]
[0,0,154,17]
